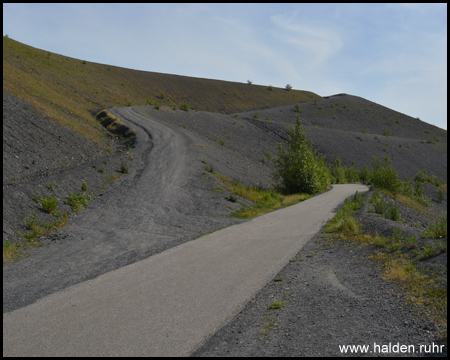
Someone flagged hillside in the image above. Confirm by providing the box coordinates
[3,37,447,353]
[3,36,320,145]
[3,36,447,245]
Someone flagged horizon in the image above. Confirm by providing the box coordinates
[3,3,447,130]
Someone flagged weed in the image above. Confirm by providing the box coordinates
[121,165,129,174]
[405,235,417,249]
[225,194,237,203]
[98,167,104,173]
[81,181,88,192]
[65,192,92,212]
[268,300,286,309]
[24,210,38,231]
[39,194,59,214]
[436,189,445,203]
[274,278,283,282]
[180,103,189,112]
[47,183,56,191]
[422,212,447,238]
[414,170,444,186]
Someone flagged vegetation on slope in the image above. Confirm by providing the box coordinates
[3,36,321,146]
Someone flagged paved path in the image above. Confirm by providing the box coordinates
[3,183,368,356]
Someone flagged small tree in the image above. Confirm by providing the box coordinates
[285,84,293,91]
[272,116,330,194]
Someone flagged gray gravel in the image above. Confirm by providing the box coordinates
[192,190,447,357]
[3,91,447,356]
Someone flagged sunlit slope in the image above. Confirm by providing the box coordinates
[3,37,321,145]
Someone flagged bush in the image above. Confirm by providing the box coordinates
[65,192,92,212]
[359,166,371,184]
[40,194,59,214]
[330,157,346,184]
[369,156,400,195]
[272,116,330,194]
[179,103,189,112]
[414,170,443,186]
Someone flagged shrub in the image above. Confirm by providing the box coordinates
[437,188,445,203]
[285,84,292,91]
[81,181,88,192]
[180,103,189,111]
[422,212,447,238]
[414,170,443,186]
[272,116,330,194]
[369,156,400,195]
[40,194,59,214]
[359,166,371,184]
[65,192,92,212]
[369,191,400,221]
[330,157,346,184]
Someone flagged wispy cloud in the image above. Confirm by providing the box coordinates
[3,3,447,129]
[270,12,343,70]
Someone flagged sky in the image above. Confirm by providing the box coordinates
[3,3,447,130]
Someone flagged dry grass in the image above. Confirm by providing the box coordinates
[3,36,321,148]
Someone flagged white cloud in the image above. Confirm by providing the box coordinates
[269,13,343,69]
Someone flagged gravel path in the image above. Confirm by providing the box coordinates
[3,95,447,356]
[3,184,369,357]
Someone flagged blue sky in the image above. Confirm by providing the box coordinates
[3,3,447,130]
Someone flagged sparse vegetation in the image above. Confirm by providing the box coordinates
[65,192,93,213]
[38,194,59,214]
[180,103,189,111]
[268,300,286,309]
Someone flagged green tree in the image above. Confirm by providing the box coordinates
[272,116,330,194]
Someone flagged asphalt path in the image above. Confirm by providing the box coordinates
[3,182,368,356]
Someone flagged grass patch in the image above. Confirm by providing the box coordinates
[422,212,447,238]
[38,194,59,214]
[323,191,447,341]
[204,166,312,219]
[268,300,286,309]
[65,192,93,212]
[323,191,364,235]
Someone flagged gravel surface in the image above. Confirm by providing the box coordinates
[193,191,447,357]
[3,91,447,356]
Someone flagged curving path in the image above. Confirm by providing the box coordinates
[3,107,235,313]
[4,178,368,356]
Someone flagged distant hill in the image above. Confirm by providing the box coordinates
[3,36,320,146]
